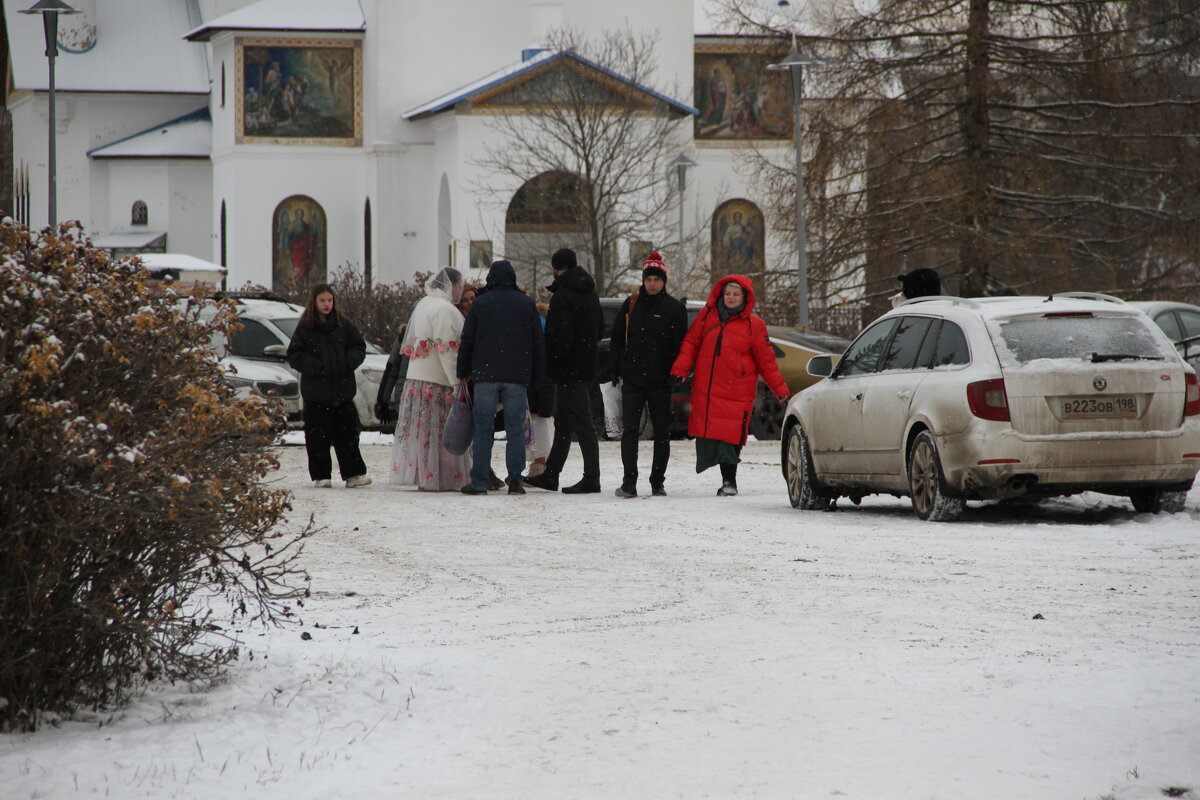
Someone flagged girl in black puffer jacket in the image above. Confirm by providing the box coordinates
[287,283,371,488]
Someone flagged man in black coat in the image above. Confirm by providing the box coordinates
[456,259,546,495]
[525,247,605,494]
[607,252,688,498]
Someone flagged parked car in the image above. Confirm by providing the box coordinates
[210,293,392,429]
[781,293,1200,520]
[595,297,849,440]
[1130,300,1200,373]
[221,356,302,427]
[189,300,302,427]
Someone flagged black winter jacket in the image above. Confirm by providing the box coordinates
[608,288,688,388]
[457,260,546,387]
[544,265,603,384]
[286,316,366,405]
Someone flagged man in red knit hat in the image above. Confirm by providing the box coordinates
[606,251,689,497]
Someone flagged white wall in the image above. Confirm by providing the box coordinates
[11,91,205,231]
[10,0,795,303]
[214,150,365,287]
[208,31,367,287]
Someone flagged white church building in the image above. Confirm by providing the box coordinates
[6,0,815,300]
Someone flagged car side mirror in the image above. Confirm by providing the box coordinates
[807,354,833,377]
[262,344,287,360]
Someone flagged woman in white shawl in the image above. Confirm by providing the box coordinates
[390,267,470,490]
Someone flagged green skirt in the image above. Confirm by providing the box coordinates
[695,437,741,473]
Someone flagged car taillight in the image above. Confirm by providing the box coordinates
[1185,372,1200,417]
[967,379,1010,421]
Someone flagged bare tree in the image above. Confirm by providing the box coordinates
[473,27,692,294]
[725,0,1200,322]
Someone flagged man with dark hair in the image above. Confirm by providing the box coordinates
[524,247,605,494]
[457,260,545,495]
[608,251,688,498]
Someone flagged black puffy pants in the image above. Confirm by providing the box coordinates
[303,400,367,481]
[620,382,671,487]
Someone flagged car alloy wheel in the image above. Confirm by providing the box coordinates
[907,431,965,522]
[786,426,831,511]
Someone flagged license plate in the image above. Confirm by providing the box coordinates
[1060,395,1137,418]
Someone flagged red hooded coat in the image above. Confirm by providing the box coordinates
[670,274,789,446]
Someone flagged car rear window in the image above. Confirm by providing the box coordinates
[991,314,1171,366]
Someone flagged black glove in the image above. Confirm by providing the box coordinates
[668,374,683,388]
[374,401,397,424]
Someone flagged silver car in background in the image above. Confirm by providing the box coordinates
[1130,300,1200,373]
[782,293,1200,520]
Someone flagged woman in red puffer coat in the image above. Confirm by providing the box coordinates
[670,274,790,496]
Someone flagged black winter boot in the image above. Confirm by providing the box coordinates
[562,478,601,494]
[524,472,559,492]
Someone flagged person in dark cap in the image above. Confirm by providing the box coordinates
[607,251,688,498]
[456,260,545,495]
[894,268,942,306]
[524,247,605,494]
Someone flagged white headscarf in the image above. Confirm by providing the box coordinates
[425,266,464,305]
[402,266,465,357]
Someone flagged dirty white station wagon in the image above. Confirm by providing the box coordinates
[781,293,1200,520]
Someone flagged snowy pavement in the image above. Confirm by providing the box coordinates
[3,438,1198,799]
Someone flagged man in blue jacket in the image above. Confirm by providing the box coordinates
[456,260,546,495]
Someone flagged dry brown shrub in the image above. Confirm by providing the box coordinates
[0,222,313,731]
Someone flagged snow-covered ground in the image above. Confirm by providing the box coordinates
[4,437,1198,800]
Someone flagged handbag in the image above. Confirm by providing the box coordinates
[600,380,623,438]
[441,382,474,455]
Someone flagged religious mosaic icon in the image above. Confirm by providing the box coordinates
[237,37,363,146]
[694,51,791,141]
[272,196,327,289]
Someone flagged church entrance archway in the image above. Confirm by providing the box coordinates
[505,171,588,291]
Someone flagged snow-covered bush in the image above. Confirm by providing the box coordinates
[0,223,313,732]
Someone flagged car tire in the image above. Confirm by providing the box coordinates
[750,385,784,441]
[785,426,831,510]
[1129,488,1187,514]
[907,431,965,522]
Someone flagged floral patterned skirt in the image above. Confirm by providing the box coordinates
[390,378,471,491]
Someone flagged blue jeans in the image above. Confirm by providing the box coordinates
[469,382,529,489]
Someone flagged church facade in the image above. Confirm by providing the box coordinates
[6,0,811,301]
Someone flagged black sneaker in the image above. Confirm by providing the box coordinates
[524,473,559,492]
[615,483,637,498]
[461,484,487,495]
[508,480,526,495]
[562,479,601,494]
[487,470,505,491]
[716,481,738,497]
[651,484,667,497]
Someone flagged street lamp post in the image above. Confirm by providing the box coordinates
[20,0,78,229]
[769,39,829,329]
[669,153,696,264]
